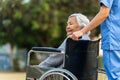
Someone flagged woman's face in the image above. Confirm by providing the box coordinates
[66,16,83,36]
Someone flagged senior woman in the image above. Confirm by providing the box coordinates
[38,13,90,69]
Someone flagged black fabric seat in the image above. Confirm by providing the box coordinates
[64,38,100,80]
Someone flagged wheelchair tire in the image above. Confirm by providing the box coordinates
[39,68,78,80]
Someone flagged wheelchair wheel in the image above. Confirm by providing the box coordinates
[39,68,78,80]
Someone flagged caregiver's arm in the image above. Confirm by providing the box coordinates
[71,5,110,40]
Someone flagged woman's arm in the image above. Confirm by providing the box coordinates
[71,5,110,40]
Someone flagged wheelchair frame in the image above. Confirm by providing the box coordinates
[26,38,108,80]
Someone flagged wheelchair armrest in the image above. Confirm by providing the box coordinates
[27,47,62,66]
[31,47,61,53]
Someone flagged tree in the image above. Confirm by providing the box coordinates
[0,0,100,49]
[0,0,100,71]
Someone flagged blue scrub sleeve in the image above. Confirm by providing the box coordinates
[100,0,113,9]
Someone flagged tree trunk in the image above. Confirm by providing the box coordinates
[9,42,14,71]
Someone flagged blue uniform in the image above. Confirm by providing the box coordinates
[100,0,120,80]
[100,0,120,50]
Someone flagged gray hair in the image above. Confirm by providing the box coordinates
[69,13,90,27]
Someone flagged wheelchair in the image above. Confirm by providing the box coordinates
[26,38,108,80]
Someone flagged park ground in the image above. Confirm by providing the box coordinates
[0,72,108,80]
[0,72,26,80]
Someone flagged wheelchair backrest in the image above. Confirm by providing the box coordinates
[64,38,100,80]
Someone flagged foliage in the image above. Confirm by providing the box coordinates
[0,0,100,50]
[13,56,26,71]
